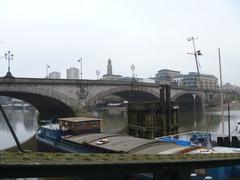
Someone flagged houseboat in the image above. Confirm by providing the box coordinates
[36,116,198,154]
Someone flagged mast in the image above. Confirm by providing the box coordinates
[218,47,224,134]
[187,37,211,148]
[187,37,207,124]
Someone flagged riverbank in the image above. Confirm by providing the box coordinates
[207,100,240,111]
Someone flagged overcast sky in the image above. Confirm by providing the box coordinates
[0,0,240,85]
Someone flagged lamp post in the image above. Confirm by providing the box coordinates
[4,51,14,76]
[78,57,83,79]
[96,70,100,80]
[46,65,50,78]
[130,64,136,101]
[131,64,135,78]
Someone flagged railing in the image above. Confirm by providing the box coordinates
[1,152,240,178]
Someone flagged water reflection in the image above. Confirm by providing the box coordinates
[95,109,128,134]
[177,109,240,135]
[95,108,240,137]
[0,109,38,150]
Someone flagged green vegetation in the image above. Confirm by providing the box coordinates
[0,151,240,164]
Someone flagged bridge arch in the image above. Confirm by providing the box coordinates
[0,91,75,119]
[172,92,203,112]
[87,86,160,106]
[171,91,202,102]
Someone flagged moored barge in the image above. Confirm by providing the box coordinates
[36,117,195,154]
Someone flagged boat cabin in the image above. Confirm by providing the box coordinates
[37,124,62,142]
[58,117,102,135]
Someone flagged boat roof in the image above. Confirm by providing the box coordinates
[63,133,192,154]
[58,117,102,122]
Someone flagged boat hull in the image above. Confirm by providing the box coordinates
[36,135,91,153]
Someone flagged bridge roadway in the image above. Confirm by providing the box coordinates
[0,77,237,119]
[0,152,240,179]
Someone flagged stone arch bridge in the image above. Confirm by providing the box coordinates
[0,77,236,119]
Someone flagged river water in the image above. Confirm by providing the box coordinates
[1,107,240,150]
[178,109,240,134]
[0,109,38,150]
[96,108,240,135]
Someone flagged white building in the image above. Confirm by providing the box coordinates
[171,77,183,86]
[155,69,181,84]
[66,67,79,79]
[48,71,61,79]
[182,72,218,90]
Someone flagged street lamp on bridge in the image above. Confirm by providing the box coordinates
[131,64,135,78]
[96,69,100,80]
[4,51,14,77]
[78,57,83,79]
[46,65,50,78]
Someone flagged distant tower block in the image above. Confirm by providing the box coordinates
[107,59,112,75]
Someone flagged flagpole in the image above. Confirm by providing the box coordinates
[218,47,224,134]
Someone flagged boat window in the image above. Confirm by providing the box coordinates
[80,122,86,126]
[89,121,97,125]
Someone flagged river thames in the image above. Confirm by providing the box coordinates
[1,106,240,150]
